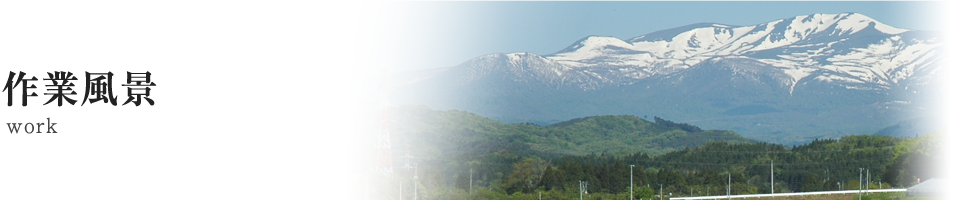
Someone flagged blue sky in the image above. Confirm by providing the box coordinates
[373,1,943,72]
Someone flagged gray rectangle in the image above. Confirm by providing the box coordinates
[7,117,57,134]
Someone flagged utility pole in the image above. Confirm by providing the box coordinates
[579,180,584,200]
[859,168,863,200]
[867,169,870,191]
[469,169,473,194]
[771,160,774,194]
[400,146,416,171]
[837,182,840,191]
[630,165,635,200]
[727,173,731,200]
[414,164,419,200]
[660,184,663,200]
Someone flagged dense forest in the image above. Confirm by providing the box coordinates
[537,134,938,194]
[348,135,932,199]
[368,106,940,200]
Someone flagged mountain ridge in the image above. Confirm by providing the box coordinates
[391,12,941,145]
[391,105,755,158]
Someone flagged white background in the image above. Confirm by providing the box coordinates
[0,1,956,199]
[0,1,365,199]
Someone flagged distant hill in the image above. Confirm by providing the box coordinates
[873,116,947,137]
[389,105,754,161]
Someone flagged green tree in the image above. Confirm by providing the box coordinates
[920,124,950,164]
[635,185,655,199]
[502,157,548,194]
[539,166,562,191]
[800,174,821,192]
[883,124,950,187]
[419,169,447,188]
[455,172,469,191]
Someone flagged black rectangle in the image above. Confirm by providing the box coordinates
[7,117,57,134]
[3,71,157,107]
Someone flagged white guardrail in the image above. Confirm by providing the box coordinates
[669,189,907,200]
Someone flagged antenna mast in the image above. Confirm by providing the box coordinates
[370,69,393,177]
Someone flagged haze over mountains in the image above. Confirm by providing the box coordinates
[390,13,942,145]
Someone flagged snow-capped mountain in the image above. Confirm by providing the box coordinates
[393,13,942,145]
[450,13,941,93]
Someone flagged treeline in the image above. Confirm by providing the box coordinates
[374,106,940,200]
[347,99,753,171]
[883,124,950,187]
[524,134,937,198]
[653,116,702,132]
[420,134,938,200]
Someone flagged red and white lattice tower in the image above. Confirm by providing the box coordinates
[370,69,393,176]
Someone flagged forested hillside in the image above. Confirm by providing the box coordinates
[351,135,908,199]
[374,106,939,200]
[348,99,754,167]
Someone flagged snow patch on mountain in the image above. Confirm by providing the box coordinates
[825,35,942,86]
[836,13,908,35]
[443,13,939,93]
[396,13,942,146]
